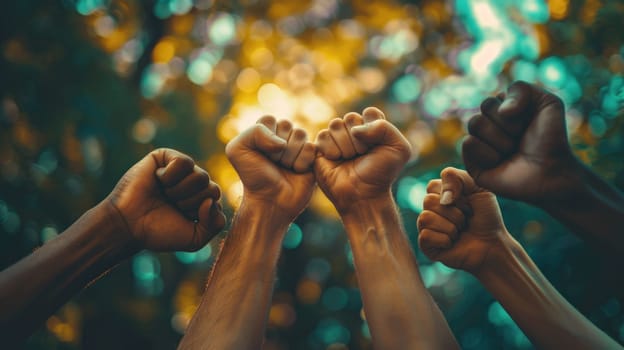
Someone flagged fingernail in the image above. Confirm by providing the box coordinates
[156,168,166,177]
[440,190,453,205]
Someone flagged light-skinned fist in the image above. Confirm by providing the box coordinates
[225,116,316,223]
[314,107,412,214]
[418,167,513,274]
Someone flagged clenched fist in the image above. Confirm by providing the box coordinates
[225,116,316,223]
[108,148,225,252]
[314,107,412,213]
[462,81,581,205]
[418,167,513,273]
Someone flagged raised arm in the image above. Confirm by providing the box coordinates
[314,107,459,350]
[0,148,225,343]
[178,117,316,349]
[419,167,623,349]
[462,80,624,257]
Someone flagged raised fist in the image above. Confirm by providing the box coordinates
[314,107,412,214]
[108,148,225,252]
[225,116,316,223]
[418,167,513,273]
[462,81,581,205]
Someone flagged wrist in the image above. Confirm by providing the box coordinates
[535,155,586,208]
[472,231,524,280]
[339,192,412,256]
[235,199,292,244]
[94,199,141,258]
[241,192,306,225]
[337,190,395,218]
[218,200,291,279]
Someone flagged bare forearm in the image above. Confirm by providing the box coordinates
[476,236,622,349]
[178,202,289,350]
[541,160,624,256]
[0,200,135,341]
[341,194,458,350]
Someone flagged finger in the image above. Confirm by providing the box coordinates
[480,97,503,120]
[164,165,211,201]
[155,151,196,187]
[195,199,226,245]
[344,112,368,154]
[207,199,225,227]
[494,81,542,136]
[418,228,453,251]
[225,123,287,160]
[280,128,307,168]
[439,167,480,205]
[257,115,277,132]
[362,106,386,123]
[351,120,412,161]
[293,142,316,173]
[467,114,516,156]
[422,193,466,232]
[270,119,293,162]
[461,135,503,177]
[315,129,341,160]
[181,197,212,221]
[175,181,221,212]
[329,118,357,159]
[427,179,442,194]
[417,210,459,242]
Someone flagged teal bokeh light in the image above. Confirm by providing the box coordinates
[314,318,351,345]
[175,243,213,264]
[132,252,161,281]
[210,14,237,46]
[392,75,422,103]
[283,223,303,249]
[322,287,348,311]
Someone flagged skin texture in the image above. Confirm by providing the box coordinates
[0,148,225,344]
[462,80,624,256]
[178,117,315,350]
[419,167,623,350]
[315,107,459,350]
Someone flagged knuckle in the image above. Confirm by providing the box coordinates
[480,97,499,112]
[417,229,433,247]
[426,179,440,192]
[440,166,455,179]
[258,114,276,124]
[417,210,434,228]
[329,118,343,129]
[292,128,307,140]
[423,194,439,209]
[196,169,210,183]
[277,119,293,130]
[467,114,484,134]
[543,93,564,110]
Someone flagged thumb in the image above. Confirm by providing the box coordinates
[439,167,479,205]
[150,148,195,187]
[351,120,411,159]
[227,124,287,158]
[248,124,287,153]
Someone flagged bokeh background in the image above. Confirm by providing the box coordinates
[1,0,624,349]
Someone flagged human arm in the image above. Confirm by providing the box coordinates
[462,81,624,256]
[419,167,623,349]
[314,108,459,350]
[0,148,225,342]
[178,117,316,349]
